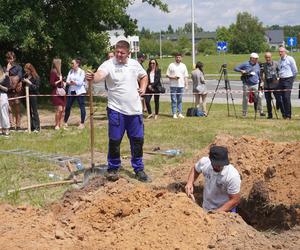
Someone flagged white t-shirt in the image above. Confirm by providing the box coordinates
[66,68,86,95]
[98,58,147,115]
[166,62,188,87]
[195,157,241,211]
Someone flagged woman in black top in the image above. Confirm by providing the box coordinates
[0,65,10,135]
[23,63,40,132]
[145,59,162,119]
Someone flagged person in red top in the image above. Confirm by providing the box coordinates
[50,58,66,130]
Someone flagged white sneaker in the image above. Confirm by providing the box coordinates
[63,123,68,130]
[78,123,85,129]
[178,113,185,118]
[173,114,178,119]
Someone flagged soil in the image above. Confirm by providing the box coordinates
[0,135,300,249]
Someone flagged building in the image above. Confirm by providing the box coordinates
[265,30,284,49]
[107,29,140,53]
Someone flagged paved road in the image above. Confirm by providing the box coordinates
[93,78,300,107]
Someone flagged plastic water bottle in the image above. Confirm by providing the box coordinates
[48,173,63,181]
[164,149,182,156]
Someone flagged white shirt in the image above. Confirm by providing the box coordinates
[66,68,86,95]
[166,62,188,87]
[98,58,147,115]
[195,157,241,211]
[279,55,298,78]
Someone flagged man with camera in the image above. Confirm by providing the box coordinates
[261,52,284,119]
[234,53,265,117]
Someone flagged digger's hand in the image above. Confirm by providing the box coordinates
[185,183,194,197]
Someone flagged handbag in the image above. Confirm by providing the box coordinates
[156,85,166,94]
[56,87,66,96]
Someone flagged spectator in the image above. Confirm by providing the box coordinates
[0,65,10,136]
[191,61,208,115]
[137,52,147,113]
[278,47,298,119]
[145,59,162,119]
[234,53,265,117]
[166,53,188,119]
[261,52,284,119]
[5,51,23,130]
[50,58,66,130]
[107,51,114,60]
[23,63,40,132]
[63,58,86,129]
[86,40,149,182]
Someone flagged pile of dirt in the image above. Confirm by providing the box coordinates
[0,135,300,249]
[0,177,283,249]
[163,134,300,230]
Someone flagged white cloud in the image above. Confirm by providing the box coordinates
[127,0,300,31]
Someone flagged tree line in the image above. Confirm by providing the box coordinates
[139,12,300,57]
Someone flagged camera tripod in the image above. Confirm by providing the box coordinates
[207,64,237,118]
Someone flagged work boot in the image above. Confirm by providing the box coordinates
[135,170,149,182]
[106,168,119,182]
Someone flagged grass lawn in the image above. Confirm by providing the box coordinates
[156,52,300,80]
[1,98,300,206]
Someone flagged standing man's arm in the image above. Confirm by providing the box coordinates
[138,75,148,96]
[86,69,107,83]
[185,165,200,197]
[234,63,246,74]
[290,57,298,78]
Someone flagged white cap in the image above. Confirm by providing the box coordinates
[250,52,259,59]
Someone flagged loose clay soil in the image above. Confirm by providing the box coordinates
[0,135,299,249]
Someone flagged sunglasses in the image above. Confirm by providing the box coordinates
[150,62,156,65]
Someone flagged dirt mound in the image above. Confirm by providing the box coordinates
[163,134,300,230]
[0,177,283,250]
[0,135,300,249]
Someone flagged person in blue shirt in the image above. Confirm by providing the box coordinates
[234,53,265,117]
[278,47,298,119]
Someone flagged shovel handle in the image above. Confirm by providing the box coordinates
[88,79,95,168]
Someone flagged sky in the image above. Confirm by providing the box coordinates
[127,0,300,32]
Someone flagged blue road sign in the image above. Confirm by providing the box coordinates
[217,41,228,51]
[287,37,297,47]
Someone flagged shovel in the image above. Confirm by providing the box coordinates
[83,77,107,186]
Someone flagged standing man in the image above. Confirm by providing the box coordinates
[278,47,298,119]
[234,53,265,117]
[185,145,241,212]
[137,52,147,112]
[261,52,284,119]
[166,53,188,119]
[86,40,149,182]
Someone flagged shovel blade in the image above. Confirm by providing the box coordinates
[83,165,108,186]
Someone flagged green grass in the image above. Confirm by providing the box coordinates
[156,52,300,80]
[0,99,300,206]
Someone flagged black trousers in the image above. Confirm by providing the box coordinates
[278,77,294,118]
[64,92,86,124]
[29,96,40,131]
[145,94,160,115]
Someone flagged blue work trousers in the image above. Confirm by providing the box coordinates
[107,108,144,173]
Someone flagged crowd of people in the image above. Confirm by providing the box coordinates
[0,46,298,138]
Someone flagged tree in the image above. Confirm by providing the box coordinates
[140,38,159,56]
[162,40,176,56]
[0,0,168,89]
[176,36,192,55]
[167,25,174,34]
[230,12,268,54]
[197,39,216,55]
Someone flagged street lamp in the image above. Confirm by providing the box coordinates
[191,0,195,68]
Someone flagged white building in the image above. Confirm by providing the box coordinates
[107,29,139,53]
